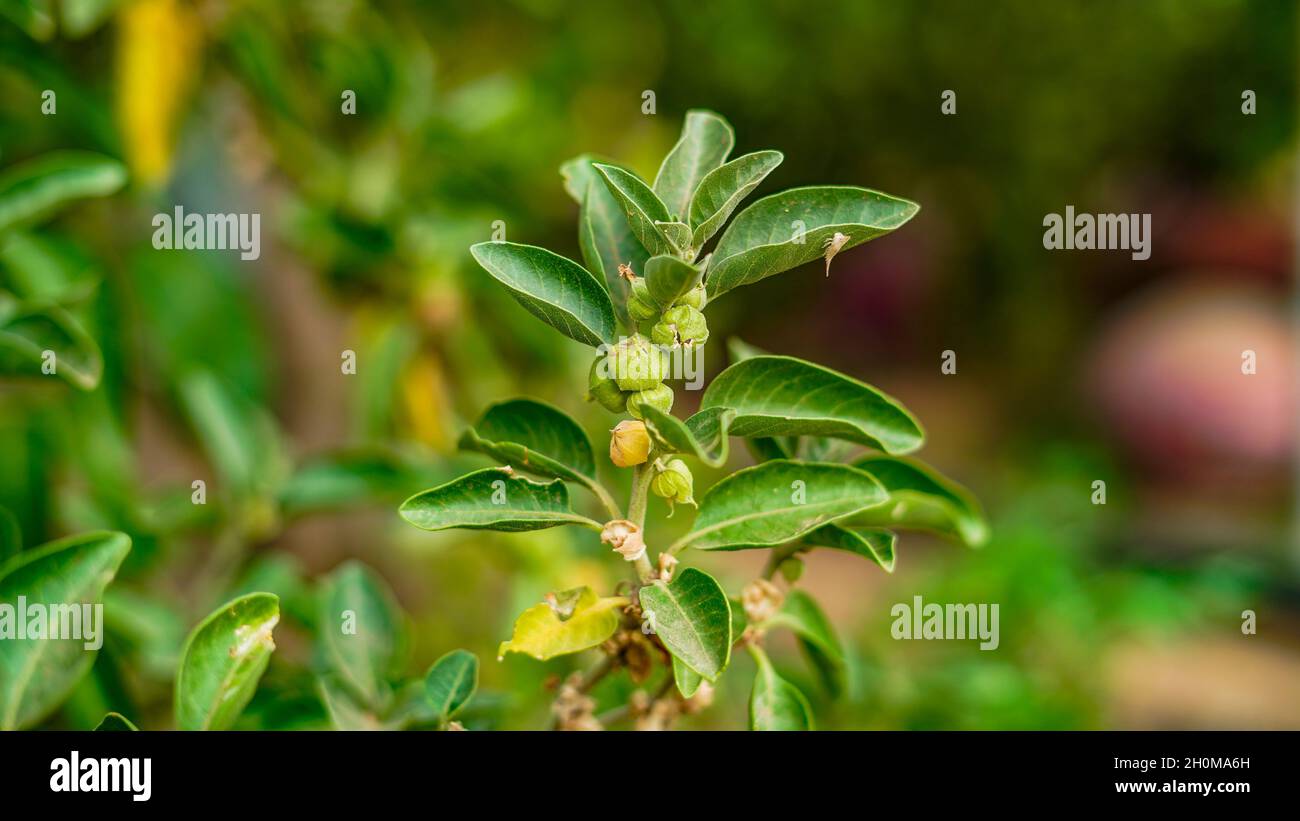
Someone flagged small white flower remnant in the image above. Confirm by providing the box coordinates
[741,578,785,624]
[822,231,850,276]
[601,519,646,562]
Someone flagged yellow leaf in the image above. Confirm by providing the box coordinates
[497,588,628,661]
[115,0,202,186]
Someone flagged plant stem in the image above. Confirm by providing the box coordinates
[585,478,622,521]
[626,461,656,583]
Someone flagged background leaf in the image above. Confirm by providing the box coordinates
[701,355,924,454]
[561,155,647,329]
[174,592,279,731]
[318,561,405,710]
[652,110,735,220]
[706,186,919,300]
[93,711,138,731]
[767,589,848,696]
[0,296,103,389]
[470,241,616,347]
[399,467,602,533]
[678,460,887,551]
[458,398,596,483]
[424,648,478,722]
[0,151,127,235]
[748,644,813,730]
[0,530,131,730]
[851,455,989,546]
[637,567,731,680]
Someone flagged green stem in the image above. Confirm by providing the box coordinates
[583,477,622,521]
[627,461,656,583]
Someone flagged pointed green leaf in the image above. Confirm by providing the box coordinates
[592,163,676,257]
[0,295,103,389]
[767,589,847,696]
[653,110,734,220]
[0,531,131,730]
[804,524,896,572]
[497,587,627,661]
[640,404,733,468]
[174,592,279,731]
[701,355,924,454]
[561,155,648,329]
[673,656,703,698]
[425,649,478,721]
[706,186,919,301]
[654,220,692,253]
[0,151,127,235]
[399,468,602,533]
[469,241,616,348]
[850,455,989,547]
[638,567,731,681]
[93,711,139,731]
[689,150,783,247]
[318,561,405,709]
[675,460,887,552]
[458,398,597,482]
[748,644,813,730]
[317,674,385,730]
[644,254,703,308]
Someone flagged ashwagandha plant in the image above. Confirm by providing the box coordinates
[399,110,988,730]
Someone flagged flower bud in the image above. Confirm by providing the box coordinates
[586,355,631,413]
[778,556,805,583]
[741,578,785,624]
[650,458,695,512]
[600,518,646,561]
[626,383,673,420]
[627,278,658,323]
[609,420,650,467]
[673,284,707,311]
[652,304,708,346]
[609,334,668,391]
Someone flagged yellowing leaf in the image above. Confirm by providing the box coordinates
[115,0,202,186]
[497,587,627,661]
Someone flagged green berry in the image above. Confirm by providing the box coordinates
[626,383,673,420]
[610,334,668,391]
[673,284,707,310]
[586,356,631,413]
[627,278,658,322]
[656,304,708,345]
[650,458,695,510]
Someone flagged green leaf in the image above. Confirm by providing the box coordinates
[653,110,735,220]
[0,295,103,389]
[706,186,919,301]
[94,711,138,731]
[748,644,813,731]
[654,220,692,253]
[804,524,896,572]
[399,468,602,533]
[424,648,478,722]
[701,355,924,454]
[850,455,989,547]
[469,241,616,348]
[644,254,703,308]
[689,150,784,248]
[458,398,596,483]
[673,656,702,698]
[767,589,847,696]
[497,587,627,661]
[278,450,418,515]
[592,164,677,257]
[0,531,131,730]
[317,674,385,730]
[639,404,734,468]
[637,567,731,681]
[178,369,289,499]
[0,151,127,235]
[561,155,648,329]
[318,561,404,709]
[675,460,886,552]
[174,592,280,731]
